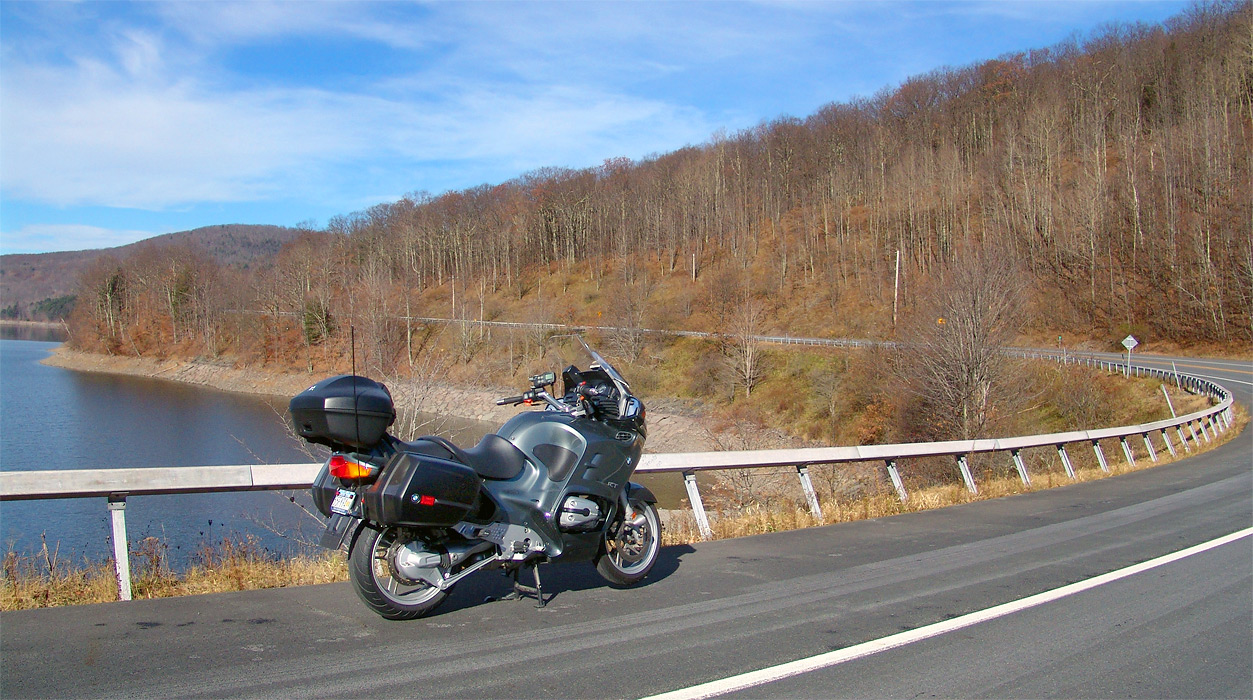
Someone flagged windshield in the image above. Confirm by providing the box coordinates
[536,334,632,414]
[577,336,630,392]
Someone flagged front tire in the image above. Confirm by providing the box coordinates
[348,526,448,620]
[595,501,660,586]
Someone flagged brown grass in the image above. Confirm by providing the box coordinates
[2,535,346,611]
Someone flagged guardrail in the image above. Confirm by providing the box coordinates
[0,357,1236,601]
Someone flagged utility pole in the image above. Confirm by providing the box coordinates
[1160,384,1177,418]
[892,249,901,330]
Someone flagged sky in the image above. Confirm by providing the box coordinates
[0,0,1192,255]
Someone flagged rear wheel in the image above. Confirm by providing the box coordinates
[348,526,448,620]
[595,500,660,586]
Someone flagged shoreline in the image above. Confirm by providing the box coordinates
[0,320,65,329]
[39,347,726,453]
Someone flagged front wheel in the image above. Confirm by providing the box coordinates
[595,500,660,586]
[348,526,448,620]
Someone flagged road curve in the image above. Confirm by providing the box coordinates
[1,356,1248,699]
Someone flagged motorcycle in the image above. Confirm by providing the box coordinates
[288,337,660,620]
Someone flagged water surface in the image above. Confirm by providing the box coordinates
[0,332,684,569]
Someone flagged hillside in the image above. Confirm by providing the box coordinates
[63,3,1252,365]
[0,224,301,319]
[49,2,1251,448]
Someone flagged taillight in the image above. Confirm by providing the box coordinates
[329,455,376,480]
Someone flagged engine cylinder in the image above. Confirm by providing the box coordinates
[558,495,601,532]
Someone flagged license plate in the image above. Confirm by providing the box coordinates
[330,489,356,515]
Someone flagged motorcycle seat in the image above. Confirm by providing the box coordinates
[408,434,525,481]
[462,434,528,480]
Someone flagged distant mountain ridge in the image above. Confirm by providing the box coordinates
[0,224,301,318]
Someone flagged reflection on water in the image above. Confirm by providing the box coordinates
[0,323,68,343]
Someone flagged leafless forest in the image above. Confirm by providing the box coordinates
[70,3,1251,377]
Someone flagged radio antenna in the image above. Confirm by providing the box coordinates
[351,326,360,450]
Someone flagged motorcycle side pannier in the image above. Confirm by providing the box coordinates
[361,451,480,526]
[289,375,396,450]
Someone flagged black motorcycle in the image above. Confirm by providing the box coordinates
[289,337,659,620]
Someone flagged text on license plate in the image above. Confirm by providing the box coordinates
[331,489,356,515]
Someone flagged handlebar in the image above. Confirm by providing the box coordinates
[496,389,540,406]
[495,387,589,417]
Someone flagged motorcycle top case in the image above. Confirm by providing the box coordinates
[289,375,395,450]
[361,450,480,527]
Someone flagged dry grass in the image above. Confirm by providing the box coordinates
[661,404,1247,546]
[2,535,346,611]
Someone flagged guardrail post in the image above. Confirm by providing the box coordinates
[1010,449,1030,487]
[956,455,978,494]
[1092,440,1110,472]
[1187,421,1200,446]
[1176,425,1190,452]
[1161,429,1176,457]
[682,472,713,541]
[795,466,823,521]
[1119,436,1136,466]
[884,460,908,503]
[1197,419,1211,443]
[107,494,132,601]
[1056,445,1076,479]
[1141,433,1157,462]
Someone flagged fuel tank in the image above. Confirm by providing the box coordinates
[495,411,643,487]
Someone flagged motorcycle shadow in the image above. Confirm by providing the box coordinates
[434,544,697,617]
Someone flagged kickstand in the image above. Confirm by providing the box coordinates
[499,562,546,608]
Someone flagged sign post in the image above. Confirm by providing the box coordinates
[1121,335,1139,377]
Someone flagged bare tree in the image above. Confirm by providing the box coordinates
[607,264,652,362]
[899,247,1026,440]
[722,295,768,398]
[77,256,128,348]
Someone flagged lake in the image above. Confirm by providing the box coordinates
[0,329,685,569]
[0,330,498,567]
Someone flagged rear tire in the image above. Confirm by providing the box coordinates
[348,526,448,620]
[595,501,660,586]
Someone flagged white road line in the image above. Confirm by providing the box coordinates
[1180,372,1253,388]
[641,527,1253,700]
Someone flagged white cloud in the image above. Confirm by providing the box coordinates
[0,1,849,214]
[0,17,722,210]
[0,224,157,255]
[153,1,439,50]
[1,60,351,208]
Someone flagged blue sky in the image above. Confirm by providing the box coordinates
[0,1,1190,255]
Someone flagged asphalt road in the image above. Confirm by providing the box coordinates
[2,355,1249,699]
